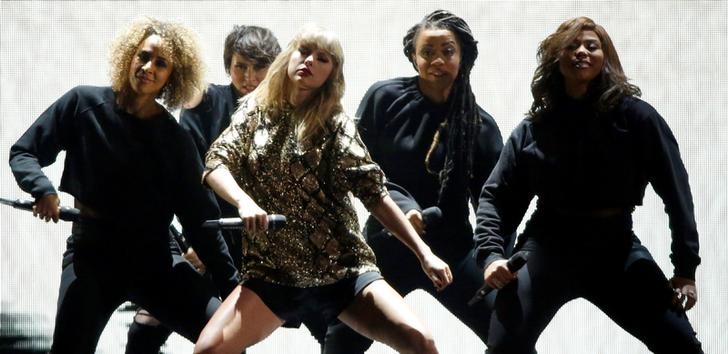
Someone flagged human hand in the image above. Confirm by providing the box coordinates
[33,194,60,223]
[419,252,452,291]
[484,259,516,289]
[405,209,425,235]
[236,199,268,233]
[183,247,206,274]
[670,276,698,311]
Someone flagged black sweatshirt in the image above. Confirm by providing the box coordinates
[474,96,700,279]
[179,83,241,217]
[9,85,239,294]
[357,76,503,258]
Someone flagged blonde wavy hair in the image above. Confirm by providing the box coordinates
[108,16,205,109]
[252,23,345,143]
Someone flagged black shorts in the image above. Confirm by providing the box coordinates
[243,271,382,325]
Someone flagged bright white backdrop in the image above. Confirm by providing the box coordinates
[1,1,726,353]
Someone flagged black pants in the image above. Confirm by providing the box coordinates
[50,222,221,354]
[126,227,239,354]
[486,213,702,354]
[324,229,494,354]
[125,228,328,354]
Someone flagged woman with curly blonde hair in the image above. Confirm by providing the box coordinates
[8,17,238,354]
[193,24,449,354]
[109,16,205,109]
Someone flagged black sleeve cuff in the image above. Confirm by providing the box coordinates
[477,252,506,270]
[673,266,697,281]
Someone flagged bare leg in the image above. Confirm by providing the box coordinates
[193,285,283,354]
[338,279,438,354]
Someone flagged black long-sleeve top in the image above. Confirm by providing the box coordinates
[9,85,239,294]
[474,96,700,279]
[180,84,240,159]
[179,83,241,217]
[357,76,503,257]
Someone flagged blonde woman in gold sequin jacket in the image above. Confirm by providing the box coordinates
[193,24,452,354]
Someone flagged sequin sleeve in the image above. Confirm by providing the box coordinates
[329,113,388,209]
[203,103,252,182]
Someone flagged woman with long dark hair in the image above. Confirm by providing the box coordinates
[324,9,504,353]
[475,16,703,353]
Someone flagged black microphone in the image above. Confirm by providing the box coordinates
[0,197,80,222]
[421,206,443,228]
[202,214,286,231]
[467,251,529,306]
[169,224,190,253]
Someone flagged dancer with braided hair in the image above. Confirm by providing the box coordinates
[323,9,504,353]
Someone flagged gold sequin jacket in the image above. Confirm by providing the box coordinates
[204,96,386,287]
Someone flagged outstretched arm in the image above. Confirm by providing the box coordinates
[205,168,268,234]
[474,122,533,289]
[369,195,452,290]
[640,103,700,310]
[10,88,80,223]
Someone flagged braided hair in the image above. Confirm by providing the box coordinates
[403,9,480,205]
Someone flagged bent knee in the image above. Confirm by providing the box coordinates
[400,327,437,354]
[193,331,225,354]
[487,336,537,354]
[648,333,703,354]
[640,315,703,354]
[486,346,537,354]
